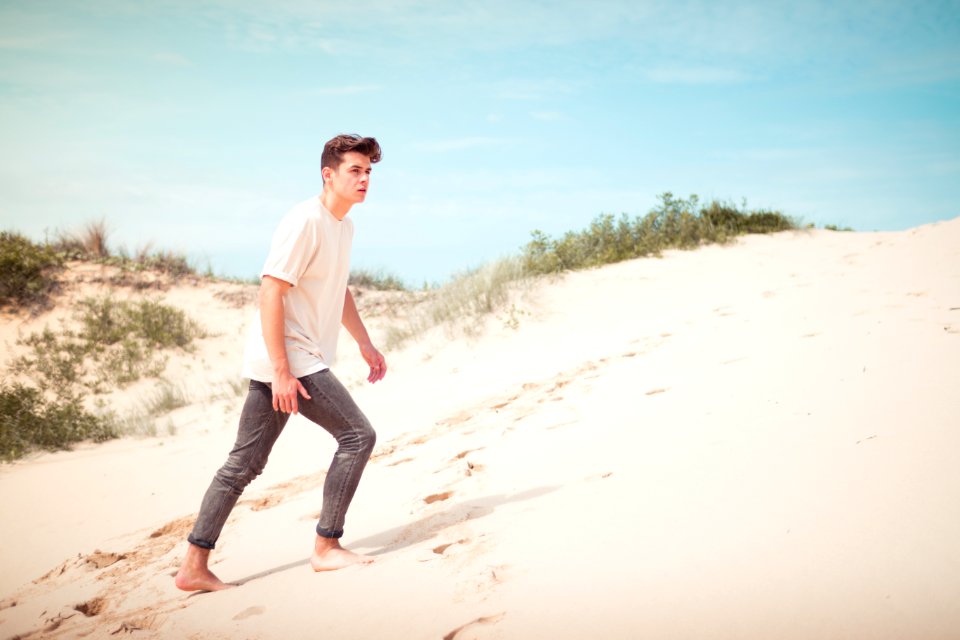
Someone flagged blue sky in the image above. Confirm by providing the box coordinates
[2,1,958,285]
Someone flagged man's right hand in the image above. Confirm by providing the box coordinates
[272,369,312,414]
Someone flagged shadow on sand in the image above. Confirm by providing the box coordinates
[353,485,560,555]
[232,485,559,585]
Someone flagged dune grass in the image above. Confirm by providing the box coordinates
[0,231,65,308]
[3,295,205,460]
[349,267,408,291]
[382,257,526,348]
[0,382,117,462]
[49,219,198,278]
[382,193,797,347]
[12,295,206,392]
[522,193,796,275]
[0,222,201,311]
[1,193,799,458]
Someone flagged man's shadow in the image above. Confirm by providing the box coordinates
[233,485,559,585]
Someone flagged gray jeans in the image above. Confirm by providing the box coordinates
[187,369,376,549]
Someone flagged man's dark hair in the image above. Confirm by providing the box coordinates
[321,134,382,175]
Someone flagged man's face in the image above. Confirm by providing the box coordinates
[325,151,372,204]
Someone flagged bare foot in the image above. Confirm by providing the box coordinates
[175,544,236,592]
[175,566,235,592]
[311,536,375,572]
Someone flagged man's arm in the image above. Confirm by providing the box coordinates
[260,275,312,413]
[342,288,387,383]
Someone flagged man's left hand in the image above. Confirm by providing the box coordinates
[359,343,387,383]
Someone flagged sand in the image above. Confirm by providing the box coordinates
[1,220,958,639]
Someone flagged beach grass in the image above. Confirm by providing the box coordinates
[3,295,205,459]
[12,295,205,392]
[383,193,797,347]
[522,193,796,275]
[0,231,64,308]
[1,194,800,459]
[0,382,117,462]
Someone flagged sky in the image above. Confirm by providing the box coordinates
[1,0,959,285]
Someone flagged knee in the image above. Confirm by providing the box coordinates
[339,420,376,456]
[357,421,377,455]
[215,454,267,493]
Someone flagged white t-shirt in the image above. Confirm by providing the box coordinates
[241,196,354,382]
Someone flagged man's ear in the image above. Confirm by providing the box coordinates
[321,165,333,182]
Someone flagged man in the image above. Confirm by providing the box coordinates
[175,134,386,592]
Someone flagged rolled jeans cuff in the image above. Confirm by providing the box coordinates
[187,534,216,550]
[316,524,344,539]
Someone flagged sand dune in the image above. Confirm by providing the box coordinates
[1,220,958,639]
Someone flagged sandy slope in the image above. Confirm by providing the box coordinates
[1,220,958,639]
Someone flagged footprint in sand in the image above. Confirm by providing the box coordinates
[443,612,507,640]
[74,596,107,617]
[85,550,127,569]
[432,538,471,555]
[451,448,484,461]
[424,491,454,504]
[233,605,266,620]
[236,473,328,512]
[248,494,282,511]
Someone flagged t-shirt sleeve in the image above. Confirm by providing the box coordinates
[260,214,319,287]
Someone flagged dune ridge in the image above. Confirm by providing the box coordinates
[1,220,958,639]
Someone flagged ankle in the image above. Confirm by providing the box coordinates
[184,544,212,568]
[314,535,342,554]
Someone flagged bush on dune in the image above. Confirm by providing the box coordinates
[1,195,799,457]
[522,192,798,275]
[0,231,64,307]
[4,294,206,460]
[0,382,116,462]
[13,295,205,392]
[349,267,408,291]
[382,192,799,348]
[1,223,213,461]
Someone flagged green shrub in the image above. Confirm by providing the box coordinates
[0,382,117,461]
[349,268,408,291]
[13,327,88,387]
[0,232,64,307]
[522,192,797,275]
[12,295,205,391]
[78,297,204,349]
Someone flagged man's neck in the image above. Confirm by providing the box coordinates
[320,190,351,221]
